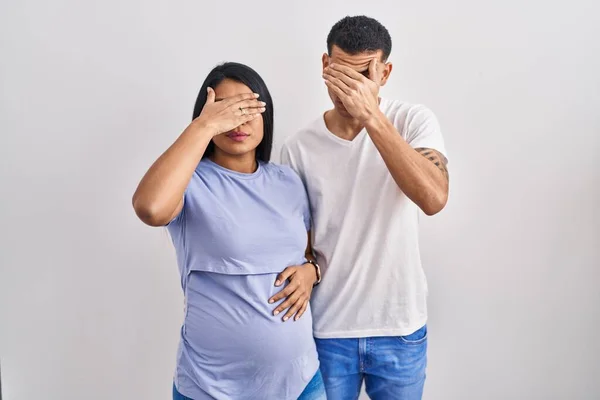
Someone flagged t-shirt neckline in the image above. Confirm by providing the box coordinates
[202,158,264,179]
[318,98,389,146]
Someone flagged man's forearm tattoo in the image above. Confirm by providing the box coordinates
[415,148,449,180]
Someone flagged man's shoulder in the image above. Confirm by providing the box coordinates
[282,116,324,152]
[381,98,434,119]
[381,99,440,140]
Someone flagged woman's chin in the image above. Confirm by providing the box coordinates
[216,145,257,158]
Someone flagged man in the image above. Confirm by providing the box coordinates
[280,16,449,400]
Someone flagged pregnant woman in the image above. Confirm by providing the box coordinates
[132,62,325,400]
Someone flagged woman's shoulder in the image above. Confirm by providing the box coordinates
[263,161,299,177]
[262,162,304,186]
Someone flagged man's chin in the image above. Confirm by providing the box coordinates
[334,103,352,118]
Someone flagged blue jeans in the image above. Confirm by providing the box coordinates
[172,369,326,400]
[314,325,428,400]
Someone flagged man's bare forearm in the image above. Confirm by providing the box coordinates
[364,112,449,215]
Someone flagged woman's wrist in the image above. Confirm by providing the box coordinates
[305,260,322,286]
[175,120,216,160]
[189,117,218,138]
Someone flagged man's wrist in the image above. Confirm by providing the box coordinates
[364,109,387,132]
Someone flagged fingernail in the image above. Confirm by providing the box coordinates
[260,101,266,106]
[254,93,260,98]
[273,310,279,316]
[269,299,274,304]
[294,317,299,321]
[275,280,281,286]
[283,316,288,321]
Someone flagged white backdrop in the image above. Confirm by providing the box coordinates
[1,0,599,399]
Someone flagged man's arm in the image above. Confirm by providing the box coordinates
[323,60,449,215]
[364,115,449,215]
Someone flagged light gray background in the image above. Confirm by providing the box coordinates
[1,0,599,399]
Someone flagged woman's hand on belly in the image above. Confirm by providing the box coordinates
[268,263,317,322]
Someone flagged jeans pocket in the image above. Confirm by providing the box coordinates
[397,325,428,345]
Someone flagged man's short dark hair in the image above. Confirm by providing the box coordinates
[327,16,392,61]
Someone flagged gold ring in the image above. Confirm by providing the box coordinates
[240,107,245,115]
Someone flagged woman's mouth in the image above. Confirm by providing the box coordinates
[226,131,249,142]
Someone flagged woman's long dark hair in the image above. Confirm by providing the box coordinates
[192,62,274,162]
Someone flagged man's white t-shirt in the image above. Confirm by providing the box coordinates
[281,98,447,339]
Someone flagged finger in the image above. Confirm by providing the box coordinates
[244,114,260,123]
[369,58,379,83]
[324,79,348,99]
[235,106,266,118]
[275,267,297,287]
[273,292,301,317]
[323,75,352,95]
[232,113,261,128]
[294,300,308,321]
[283,297,305,322]
[233,98,267,110]
[329,63,364,80]
[243,107,266,115]
[324,68,359,89]
[206,87,215,104]
[269,282,297,304]
[222,92,260,107]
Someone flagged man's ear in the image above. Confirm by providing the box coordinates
[379,62,393,86]
[322,53,330,71]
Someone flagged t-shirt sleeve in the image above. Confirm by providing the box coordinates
[281,142,310,230]
[405,105,448,160]
[166,189,188,228]
[301,185,311,231]
[280,143,293,168]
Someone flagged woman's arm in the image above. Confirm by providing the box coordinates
[132,122,213,226]
[269,232,318,321]
[132,89,265,226]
